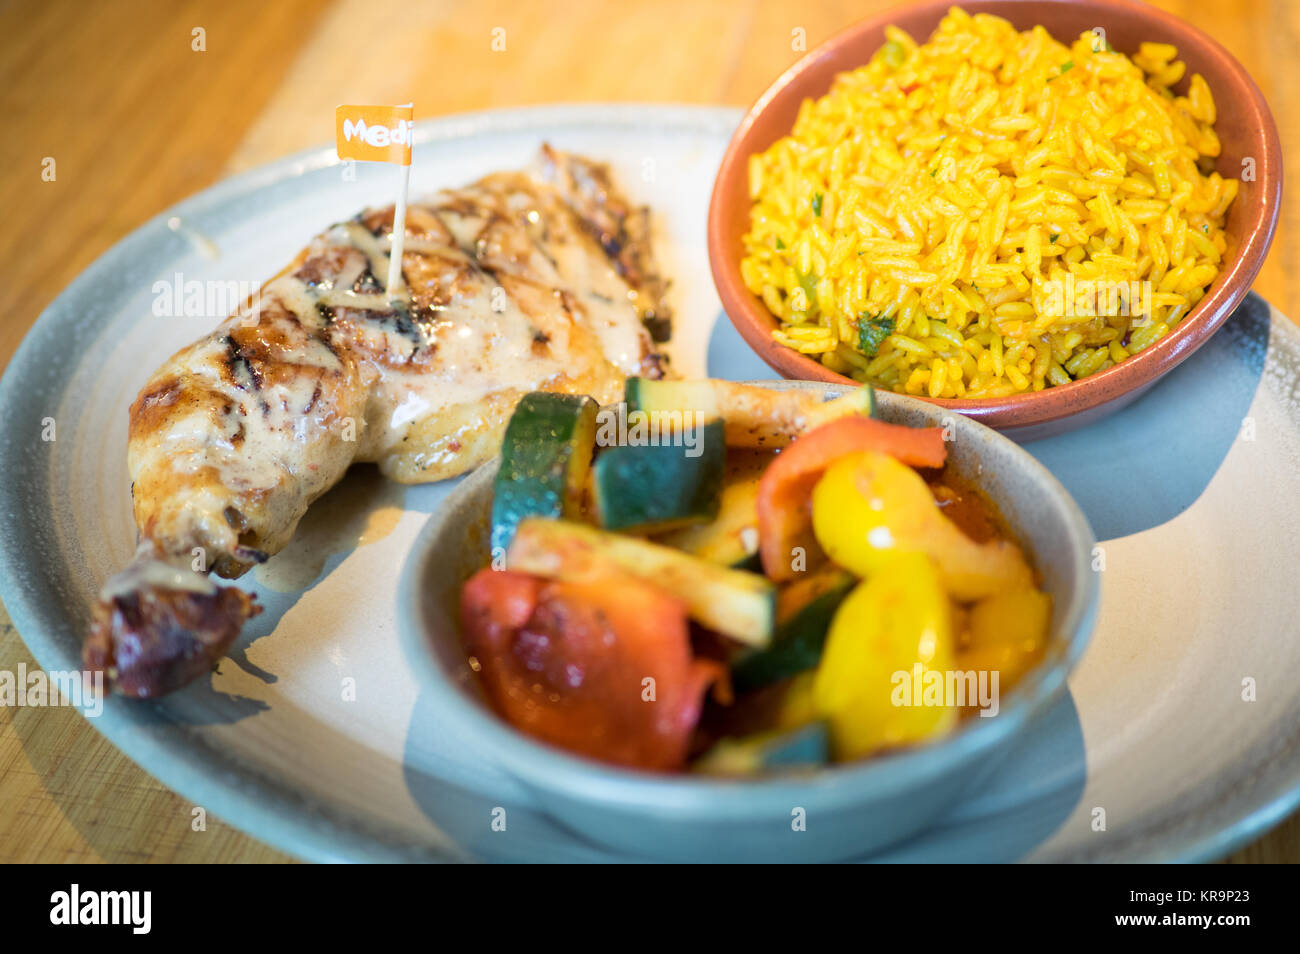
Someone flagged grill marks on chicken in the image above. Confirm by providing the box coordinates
[88,147,670,697]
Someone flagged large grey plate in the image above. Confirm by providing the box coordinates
[1,105,1298,862]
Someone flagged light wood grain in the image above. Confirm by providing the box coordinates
[1,0,1296,864]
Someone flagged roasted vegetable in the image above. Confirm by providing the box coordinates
[757,416,948,581]
[461,567,721,771]
[811,451,1034,600]
[507,517,776,646]
[469,379,1056,775]
[654,453,767,568]
[803,385,877,429]
[625,378,876,448]
[775,671,820,730]
[593,420,725,533]
[812,553,957,759]
[730,568,855,692]
[490,392,597,554]
[624,378,721,422]
[959,588,1051,687]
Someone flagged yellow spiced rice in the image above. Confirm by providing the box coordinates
[741,6,1237,398]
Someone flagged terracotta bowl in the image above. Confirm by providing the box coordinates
[708,0,1282,440]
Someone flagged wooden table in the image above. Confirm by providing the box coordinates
[0,0,1294,864]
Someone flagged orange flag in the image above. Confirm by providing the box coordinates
[335,103,415,297]
[335,104,414,166]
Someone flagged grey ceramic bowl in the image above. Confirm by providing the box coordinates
[397,382,1099,862]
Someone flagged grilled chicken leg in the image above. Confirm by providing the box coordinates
[86,147,671,697]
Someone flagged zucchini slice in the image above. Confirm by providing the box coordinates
[490,392,598,554]
[625,378,876,448]
[624,378,721,421]
[508,517,776,646]
[593,419,725,533]
[803,385,877,430]
[730,567,855,692]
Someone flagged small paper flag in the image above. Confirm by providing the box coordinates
[335,104,414,166]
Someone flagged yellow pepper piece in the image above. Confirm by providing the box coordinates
[959,588,1052,689]
[811,451,1034,600]
[812,553,957,759]
[776,671,819,730]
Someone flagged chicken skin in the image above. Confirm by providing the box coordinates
[85,147,671,697]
